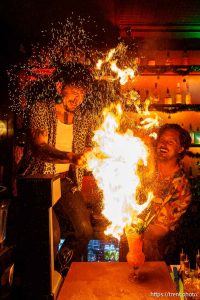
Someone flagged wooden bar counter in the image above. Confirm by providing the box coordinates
[58,261,179,300]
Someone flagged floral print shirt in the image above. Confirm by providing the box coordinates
[150,168,191,231]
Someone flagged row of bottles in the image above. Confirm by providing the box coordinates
[180,249,200,279]
[145,50,190,66]
[164,50,189,66]
[128,83,192,106]
[150,82,192,104]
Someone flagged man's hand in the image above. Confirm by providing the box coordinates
[67,152,81,165]
[67,149,92,167]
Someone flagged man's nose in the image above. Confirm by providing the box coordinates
[159,140,167,146]
[74,96,79,102]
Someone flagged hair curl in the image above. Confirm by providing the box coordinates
[53,62,93,90]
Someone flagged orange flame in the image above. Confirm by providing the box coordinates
[96,59,103,70]
[110,61,135,85]
[86,104,153,240]
[139,114,159,130]
[106,48,116,62]
[95,43,136,85]
[125,91,160,132]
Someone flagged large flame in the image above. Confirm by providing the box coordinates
[95,43,136,85]
[86,104,152,240]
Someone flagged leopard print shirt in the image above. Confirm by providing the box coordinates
[18,99,95,191]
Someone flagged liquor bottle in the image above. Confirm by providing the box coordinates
[153,82,160,104]
[175,82,182,104]
[185,82,192,104]
[180,249,186,269]
[178,249,185,278]
[184,255,190,278]
[196,249,200,269]
[182,50,189,66]
[188,123,194,143]
[195,266,200,279]
[165,51,172,66]
[144,90,152,112]
[164,88,173,104]
[195,250,200,279]
[148,58,156,66]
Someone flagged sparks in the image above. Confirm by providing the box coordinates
[94,43,136,85]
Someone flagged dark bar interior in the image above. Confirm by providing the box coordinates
[0,0,200,299]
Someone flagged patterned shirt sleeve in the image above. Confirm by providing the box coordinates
[29,101,48,132]
[153,174,192,231]
[85,110,97,148]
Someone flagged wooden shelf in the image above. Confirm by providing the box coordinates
[137,65,200,75]
[124,104,200,112]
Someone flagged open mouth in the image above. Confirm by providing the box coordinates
[159,147,168,153]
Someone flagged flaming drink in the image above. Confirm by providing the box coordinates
[85,103,153,267]
[88,44,160,268]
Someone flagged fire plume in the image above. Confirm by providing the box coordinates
[86,104,153,240]
[110,61,135,85]
[139,114,159,130]
[95,43,136,85]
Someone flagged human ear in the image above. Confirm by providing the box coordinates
[178,146,184,154]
